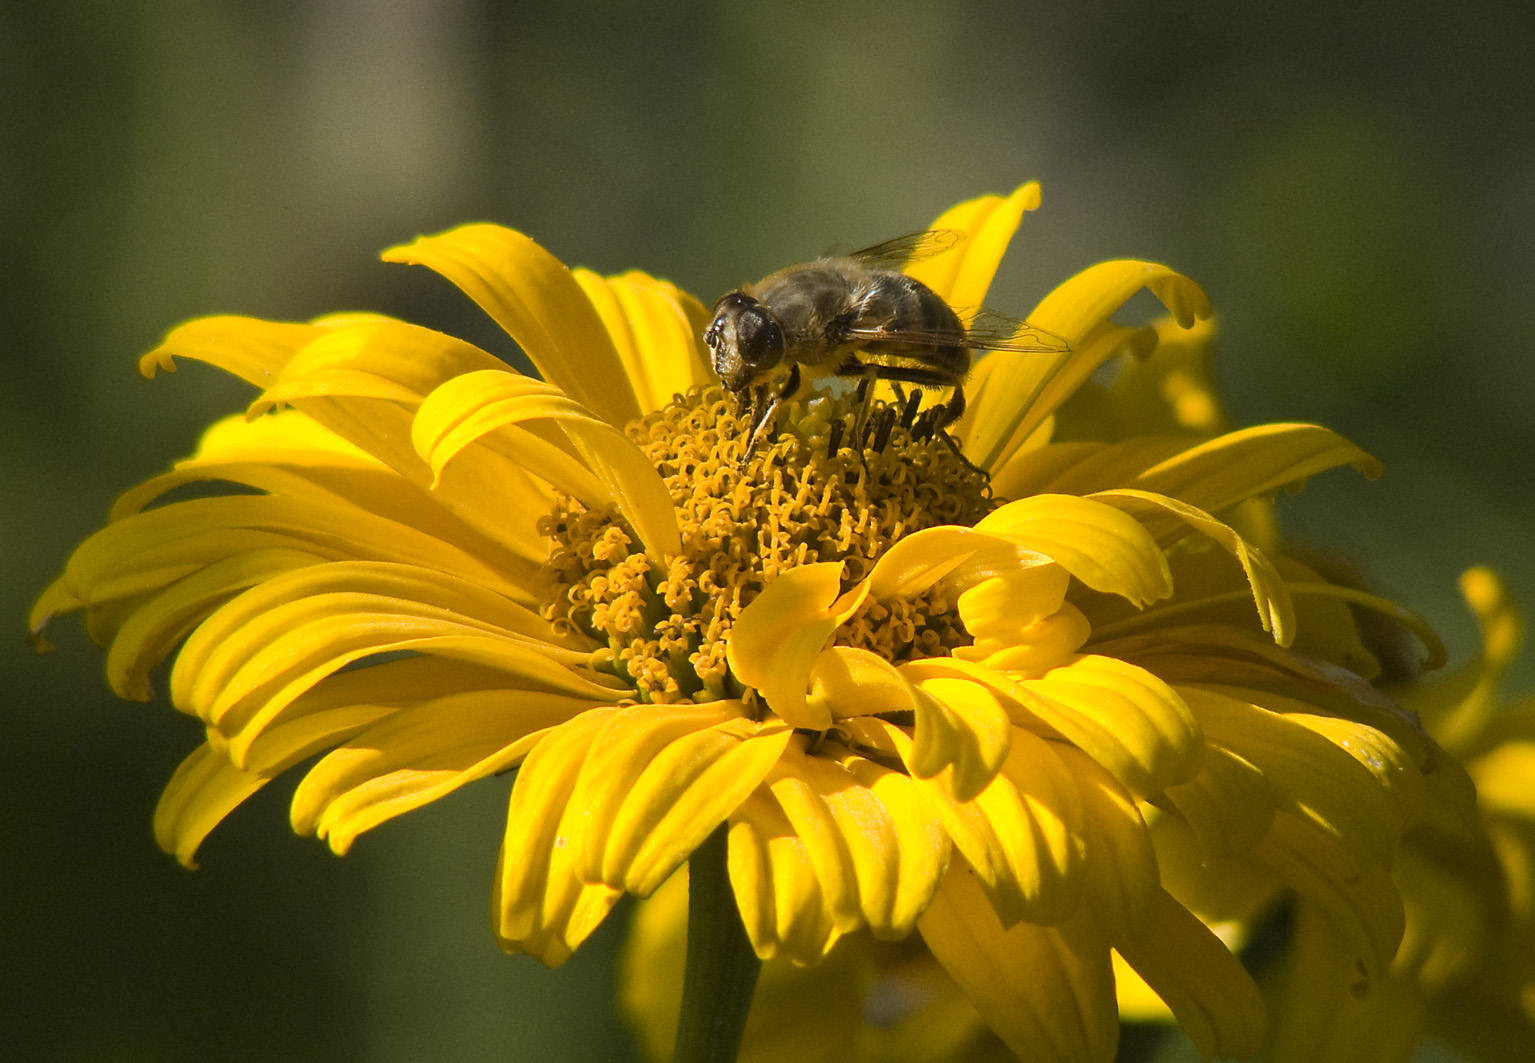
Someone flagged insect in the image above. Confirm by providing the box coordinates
[703,230,1067,450]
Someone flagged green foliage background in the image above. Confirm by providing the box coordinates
[4,2,1532,1060]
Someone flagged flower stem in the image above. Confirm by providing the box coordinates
[673,824,761,1063]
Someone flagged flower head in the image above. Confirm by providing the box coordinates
[34,184,1466,1062]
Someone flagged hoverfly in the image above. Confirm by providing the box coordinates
[702,230,1066,450]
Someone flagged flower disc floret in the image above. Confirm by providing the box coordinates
[538,386,993,705]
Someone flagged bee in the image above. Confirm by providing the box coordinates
[703,230,1067,450]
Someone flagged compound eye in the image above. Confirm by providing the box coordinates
[735,305,785,370]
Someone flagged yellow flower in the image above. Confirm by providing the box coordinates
[33,184,1464,1063]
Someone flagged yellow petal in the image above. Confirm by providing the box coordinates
[961,262,1209,470]
[964,322,1157,473]
[177,406,379,467]
[989,435,1188,502]
[865,525,1032,601]
[232,322,562,563]
[153,743,273,868]
[1090,487,1295,644]
[1133,422,1382,513]
[110,433,545,579]
[761,747,867,939]
[294,689,606,856]
[104,547,326,701]
[1270,900,1425,1063]
[382,224,643,429]
[138,315,333,387]
[807,645,924,720]
[1113,888,1267,1060]
[572,705,793,895]
[953,562,1071,639]
[1186,686,1412,868]
[56,494,531,626]
[976,494,1174,607]
[728,789,842,963]
[233,653,506,772]
[957,603,1094,675]
[918,861,1119,1063]
[914,726,1083,927]
[572,268,714,413]
[908,675,1012,802]
[727,563,868,729]
[835,750,949,936]
[168,561,615,738]
[495,706,627,965]
[1251,812,1405,990]
[1473,741,1535,818]
[411,368,682,560]
[999,654,1203,797]
[902,182,1042,312]
[1159,741,1276,857]
[254,317,507,410]
[1053,744,1160,939]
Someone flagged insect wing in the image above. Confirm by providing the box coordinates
[960,307,1070,353]
[846,229,965,270]
[842,307,1067,354]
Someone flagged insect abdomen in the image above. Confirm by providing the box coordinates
[852,273,969,377]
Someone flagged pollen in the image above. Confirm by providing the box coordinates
[537,386,994,705]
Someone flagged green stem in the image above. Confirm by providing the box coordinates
[673,825,761,1063]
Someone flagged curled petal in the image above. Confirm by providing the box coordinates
[976,494,1173,607]
[728,563,867,729]
[808,646,923,720]
[909,676,1013,802]
[139,315,337,386]
[962,261,1210,470]
[953,562,1071,643]
[154,744,275,869]
[411,369,681,560]
[1091,488,1295,644]
[866,525,1031,601]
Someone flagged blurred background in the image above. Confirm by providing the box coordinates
[4,1,1532,1060]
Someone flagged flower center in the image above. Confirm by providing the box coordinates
[537,386,994,705]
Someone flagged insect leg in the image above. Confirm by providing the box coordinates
[898,388,923,429]
[829,360,965,445]
[746,363,802,450]
[870,404,898,452]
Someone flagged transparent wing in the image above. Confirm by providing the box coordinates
[959,307,1070,353]
[847,229,966,270]
[844,306,1068,353]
